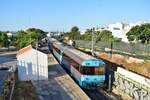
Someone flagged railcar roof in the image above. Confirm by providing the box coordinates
[68,47,95,60]
[53,39,101,65]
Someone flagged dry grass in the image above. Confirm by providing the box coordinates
[96,52,150,78]
[78,48,150,78]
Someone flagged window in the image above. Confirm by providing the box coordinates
[113,27,120,30]
[81,66,105,75]
[95,67,105,75]
[81,67,95,75]
[63,54,80,70]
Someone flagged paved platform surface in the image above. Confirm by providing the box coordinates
[32,54,90,100]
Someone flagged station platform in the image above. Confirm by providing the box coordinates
[32,54,90,100]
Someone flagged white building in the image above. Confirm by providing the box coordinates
[82,21,149,42]
[6,32,13,37]
[47,32,64,37]
[47,32,52,37]
[107,22,132,42]
[96,22,139,42]
[16,45,48,81]
[106,21,149,42]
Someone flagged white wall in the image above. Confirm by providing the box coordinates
[17,49,48,81]
[117,67,150,88]
[108,22,133,42]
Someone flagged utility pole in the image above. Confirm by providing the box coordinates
[36,40,39,87]
[92,27,95,56]
[110,41,113,58]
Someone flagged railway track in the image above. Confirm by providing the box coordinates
[84,88,115,100]
[46,41,119,100]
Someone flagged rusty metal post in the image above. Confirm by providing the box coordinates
[108,74,112,92]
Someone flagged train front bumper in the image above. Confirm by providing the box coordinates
[82,81,104,89]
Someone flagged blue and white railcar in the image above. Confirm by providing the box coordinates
[52,39,105,89]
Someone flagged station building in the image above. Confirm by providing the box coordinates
[16,45,48,81]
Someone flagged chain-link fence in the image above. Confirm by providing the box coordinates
[75,40,150,60]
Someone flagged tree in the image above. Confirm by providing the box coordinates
[126,25,140,42]
[71,26,79,32]
[81,29,114,42]
[82,29,92,41]
[14,30,28,48]
[70,26,80,40]
[14,28,46,48]
[26,28,46,40]
[126,23,150,44]
[64,26,81,40]
[0,31,8,47]
[97,30,114,42]
[64,27,115,42]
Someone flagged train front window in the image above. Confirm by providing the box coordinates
[81,67,95,75]
[81,66,104,75]
[95,67,105,75]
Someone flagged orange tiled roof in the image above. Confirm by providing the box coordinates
[16,45,32,57]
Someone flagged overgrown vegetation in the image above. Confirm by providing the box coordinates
[0,80,11,100]
[12,81,38,100]
[0,73,14,100]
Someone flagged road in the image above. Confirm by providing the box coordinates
[0,51,17,68]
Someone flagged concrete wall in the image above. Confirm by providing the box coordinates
[17,49,48,81]
[113,67,150,100]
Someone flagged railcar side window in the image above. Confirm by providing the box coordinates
[63,53,80,71]
[53,46,61,53]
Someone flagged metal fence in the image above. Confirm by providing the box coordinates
[75,40,150,60]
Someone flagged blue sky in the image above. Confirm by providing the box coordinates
[0,0,150,31]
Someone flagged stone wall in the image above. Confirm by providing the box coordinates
[113,68,150,100]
